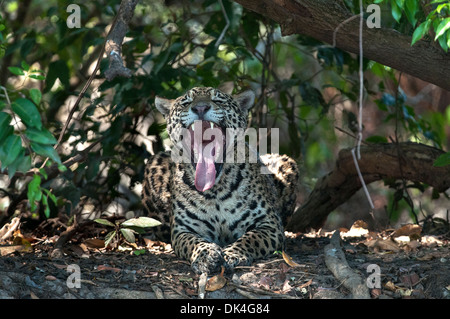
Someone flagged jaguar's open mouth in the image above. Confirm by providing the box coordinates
[187,120,225,192]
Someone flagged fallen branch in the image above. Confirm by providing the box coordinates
[286,142,450,232]
[324,231,370,299]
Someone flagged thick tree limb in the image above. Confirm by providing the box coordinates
[286,143,450,232]
[324,231,370,299]
[104,0,138,81]
[234,0,450,91]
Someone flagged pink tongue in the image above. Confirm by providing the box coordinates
[195,149,216,192]
[193,121,217,192]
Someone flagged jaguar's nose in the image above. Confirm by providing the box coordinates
[192,104,211,117]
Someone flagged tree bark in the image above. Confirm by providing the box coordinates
[234,0,450,91]
[286,143,450,232]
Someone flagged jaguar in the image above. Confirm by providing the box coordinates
[142,87,298,274]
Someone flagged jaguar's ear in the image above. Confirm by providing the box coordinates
[233,90,255,111]
[218,81,234,95]
[154,96,173,116]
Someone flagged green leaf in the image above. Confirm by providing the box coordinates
[16,155,31,173]
[42,194,50,218]
[8,66,24,76]
[29,88,42,106]
[435,17,450,40]
[437,32,449,51]
[433,152,450,167]
[45,60,70,91]
[29,74,46,81]
[121,217,162,228]
[391,0,402,23]
[104,230,116,247]
[21,61,30,71]
[30,142,61,164]
[411,21,431,46]
[25,127,57,145]
[404,0,417,27]
[120,228,136,243]
[43,188,57,204]
[94,218,116,227]
[5,149,30,179]
[0,134,23,167]
[11,98,42,129]
[0,112,13,142]
[27,174,42,212]
[133,249,147,256]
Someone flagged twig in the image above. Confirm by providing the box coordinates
[214,0,230,48]
[228,282,299,299]
[332,14,360,48]
[324,231,370,299]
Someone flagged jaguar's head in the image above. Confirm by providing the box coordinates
[155,87,255,192]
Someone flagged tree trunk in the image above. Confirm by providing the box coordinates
[286,143,450,232]
[234,0,450,91]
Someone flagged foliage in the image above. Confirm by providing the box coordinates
[0,0,448,229]
[94,216,161,248]
[373,0,450,51]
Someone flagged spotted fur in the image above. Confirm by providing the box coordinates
[142,87,299,274]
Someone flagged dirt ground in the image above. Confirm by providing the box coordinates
[0,218,449,300]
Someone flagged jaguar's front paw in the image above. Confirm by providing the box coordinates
[223,249,252,272]
[191,243,225,274]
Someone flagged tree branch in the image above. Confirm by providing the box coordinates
[233,0,450,91]
[324,230,370,299]
[104,0,139,81]
[286,142,450,232]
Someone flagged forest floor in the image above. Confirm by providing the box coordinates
[0,218,449,299]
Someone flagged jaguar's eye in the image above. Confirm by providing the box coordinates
[180,99,192,106]
[212,98,226,104]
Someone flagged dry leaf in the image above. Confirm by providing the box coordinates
[392,224,422,239]
[341,220,369,238]
[297,279,313,290]
[416,253,434,261]
[421,235,443,247]
[281,279,293,293]
[366,239,400,252]
[84,238,105,248]
[97,265,121,273]
[0,217,21,241]
[400,272,420,287]
[52,263,68,270]
[384,281,399,292]
[30,291,39,299]
[258,276,273,290]
[0,243,32,256]
[45,275,57,281]
[206,266,227,291]
[282,251,301,267]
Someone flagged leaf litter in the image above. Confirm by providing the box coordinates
[0,217,448,299]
